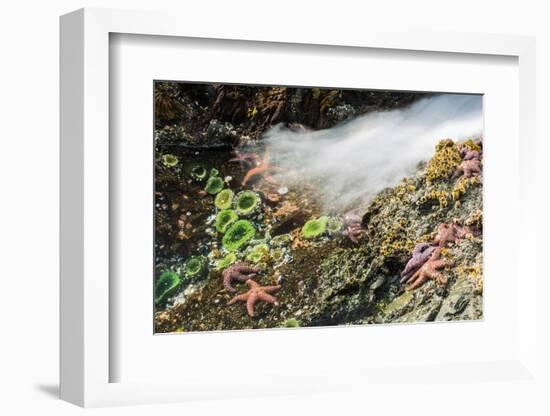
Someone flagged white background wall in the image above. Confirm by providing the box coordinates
[0,1,547,415]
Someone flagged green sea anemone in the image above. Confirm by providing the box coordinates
[215,209,238,233]
[281,318,300,328]
[235,191,261,216]
[161,154,178,167]
[190,165,208,181]
[246,243,269,263]
[222,220,256,252]
[214,252,237,271]
[302,216,329,239]
[184,256,207,279]
[204,176,224,194]
[210,168,219,177]
[215,189,234,210]
[327,216,344,234]
[154,271,181,306]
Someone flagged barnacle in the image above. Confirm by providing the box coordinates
[215,209,238,233]
[425,139,462,185]
[465,209,483,229]
[417,189,449,209]
[461,138,482,152]
[456,253,483,294]
[379,218,414,258]
[451,175,480,201]
[222,220,256,252]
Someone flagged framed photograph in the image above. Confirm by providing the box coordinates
[60,8,540,409]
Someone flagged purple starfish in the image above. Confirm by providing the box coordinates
[400,243,437,284]
[222,262,258,292]
[460,148,481,161]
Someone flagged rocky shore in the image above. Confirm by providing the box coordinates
[153,83,482,333]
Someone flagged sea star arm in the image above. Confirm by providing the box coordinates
[223,274,238,292]
[260,285,281,293]
[234,271,256,281]
[426,269,447,285]
[227,293,249,306]
[257,292,278,305]
[242,166,265,185]
[246,293,259,316]
[406,270,428,291]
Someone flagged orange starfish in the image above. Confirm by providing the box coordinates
[406,248,450,291]
[227,280,281,317]
[241,150,281,186]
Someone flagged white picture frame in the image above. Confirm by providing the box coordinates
[60,7,541,408]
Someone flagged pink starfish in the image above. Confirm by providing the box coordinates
[453,159,482,178]
[241,150,281,186]
[227,280,281,317]
[406,248,450,291]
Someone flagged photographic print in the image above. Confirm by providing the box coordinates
[154,82,483,333]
